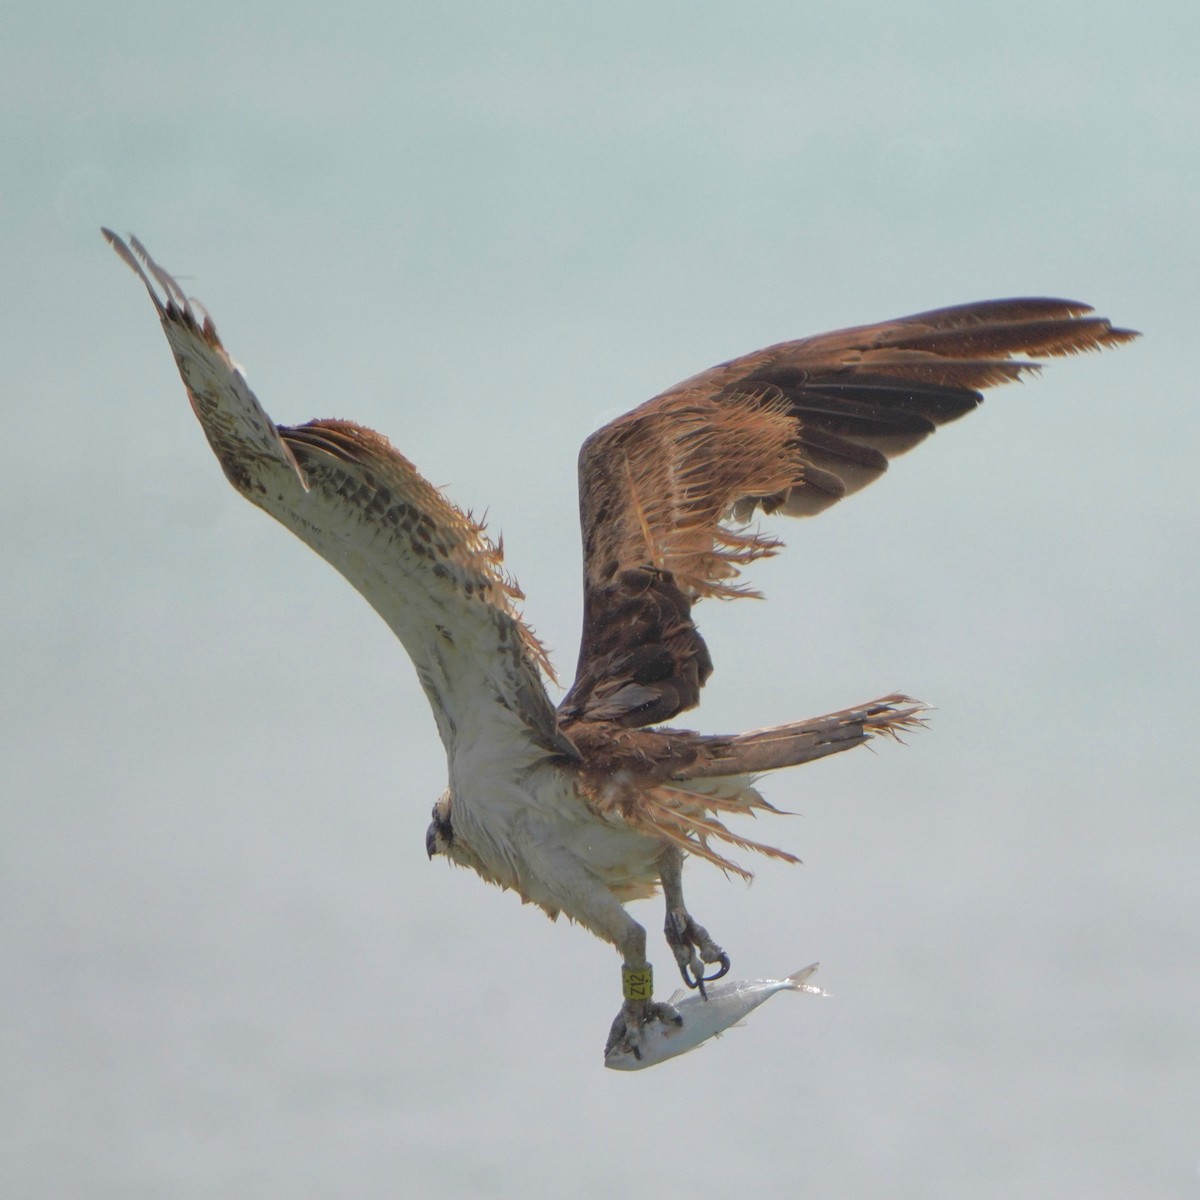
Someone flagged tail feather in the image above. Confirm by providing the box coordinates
[599,697,925,878]
[682,694,928,779]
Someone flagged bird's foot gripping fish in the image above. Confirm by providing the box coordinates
[105,230,1135,1065]
[604,963,827,1071]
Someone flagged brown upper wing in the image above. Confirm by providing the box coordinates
[560,298,1137,728]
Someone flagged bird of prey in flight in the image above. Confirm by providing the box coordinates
[105,230,1135,1059]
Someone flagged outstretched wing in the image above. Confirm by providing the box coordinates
[561,298,1137,728]
[106,231,571,759]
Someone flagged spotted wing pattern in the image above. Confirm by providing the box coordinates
[105,231,568,759]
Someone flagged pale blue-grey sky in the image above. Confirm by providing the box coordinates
[3,2,1198,1197]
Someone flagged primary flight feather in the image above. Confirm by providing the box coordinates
[104,230,1136,1061]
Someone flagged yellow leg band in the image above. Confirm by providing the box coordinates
[623,965,653,1001]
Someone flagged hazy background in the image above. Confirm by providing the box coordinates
[3,2,1197,1197]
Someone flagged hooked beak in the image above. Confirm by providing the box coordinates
[425,824,438,860]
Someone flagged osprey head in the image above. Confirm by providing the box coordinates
[425,789,455,860]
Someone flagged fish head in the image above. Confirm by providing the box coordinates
[603,993,716,1072]
[603,1015,695,1071]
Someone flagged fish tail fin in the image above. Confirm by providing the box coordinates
[786,963,827,995]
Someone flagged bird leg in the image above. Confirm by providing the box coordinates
[515,842,681,1058]
[603,920,682,1060]
[659,845,730,997]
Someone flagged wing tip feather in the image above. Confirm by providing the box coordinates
[103,228,222,346]
[102,227,164,313]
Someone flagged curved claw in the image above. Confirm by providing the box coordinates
[667,908,731,998]
[681,951,731,998]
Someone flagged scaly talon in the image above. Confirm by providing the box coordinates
[605,997,682,1059]
[665,909,730,997]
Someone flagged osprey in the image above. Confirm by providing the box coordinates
[105,231,1135,1058]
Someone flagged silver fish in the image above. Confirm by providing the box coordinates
[604,963,826,1071]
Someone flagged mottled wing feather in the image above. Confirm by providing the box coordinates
[562,298,1137,728]
[106,231,569,759]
